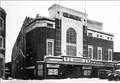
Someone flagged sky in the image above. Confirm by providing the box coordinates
[1,0,120,62]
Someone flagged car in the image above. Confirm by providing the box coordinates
[98,69,112,79]
[108,69,120,81]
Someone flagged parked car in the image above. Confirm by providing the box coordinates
[98,69,112,79]
[108,69,120,81]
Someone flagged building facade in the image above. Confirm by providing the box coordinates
[0,7,6,78]
[11,4,115,79]
[113,52,120,69]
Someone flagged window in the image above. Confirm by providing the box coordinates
[108,49,112,61]
[67,28,76,44]
[97,47,102,60]
[48,69,58,75]
[37,64,43,76]
[47,23,53,28]
[0,36,3,48]
[88,45,93,59]
[46,39,54,56]
[84,70,91,76]
[66,28,77,56]
[66,45,76,56]
[0,18,3,30]
[0,18,3,27]
[88,33,93,37]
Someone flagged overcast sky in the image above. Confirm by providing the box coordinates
[1,1,120,62]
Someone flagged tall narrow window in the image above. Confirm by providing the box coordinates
[0,36,3,48]
[97,47,102,60]
[0,18,3,30]
[108,49,112,61]
[0,19,3,27]
[46,39,54,56]
[66,28,76,56]
[88,45,93,59]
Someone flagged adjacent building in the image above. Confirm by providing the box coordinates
[11,4,115,79]
[0,7,6,78]
[113,52,120,69]
[113,52,120,62]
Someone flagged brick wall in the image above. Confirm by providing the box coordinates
[87,36,113,61]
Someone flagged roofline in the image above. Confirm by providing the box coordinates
[24,16,55,28]
[48,4,88,16]
[0,7,7,15]
[88,29,114,37]
[87,19,102,26]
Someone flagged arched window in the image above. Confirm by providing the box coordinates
[66,28,76,44]
[66,28,77,56]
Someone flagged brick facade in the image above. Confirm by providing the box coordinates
[0,7,6,78]
[11,4,115,79]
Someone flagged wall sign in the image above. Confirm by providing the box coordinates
[63,12,81,21]
[83,66,92,69]
[47,58,63,62]
[47,64,59,68]
[71,58,85,62]
[63,57,70,62]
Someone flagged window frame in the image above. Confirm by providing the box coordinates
[0,17,4,30]
[97,47,102,61]
[88,45,93,59]
[88,32,93,37]
[0,36,4,49]
[46,39,54,56]
[108,49,112,61]
[66,28,77,56]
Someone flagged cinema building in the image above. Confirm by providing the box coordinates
[11,4,116,79]
[0,7,6,78]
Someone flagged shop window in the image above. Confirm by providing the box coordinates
[88,45,93,59]
[66,28,77,56]
[0,36,3,48]
[97,47,102,60]
[84,70,91,76]
[37,64,43,76]
[46,39,54,56]
[48,69,58,75]
[108,49,112,61]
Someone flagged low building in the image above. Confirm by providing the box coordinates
[11,4,115,79]
[0,7,6,78]
[113,52,120,69]
[113,52,120,61]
